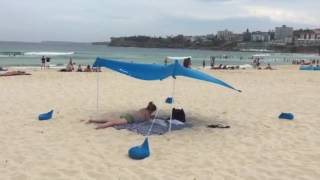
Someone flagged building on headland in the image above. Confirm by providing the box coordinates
[268,30,275,41]
[294,29,320,46]
[243,29,251,42]
[231,33,244,42]
[107,25,320,53]
[275,25,293,43]
[191,35,212,43]
[183,36,193,42]
[217,29,233,41]
[251,31,270,42]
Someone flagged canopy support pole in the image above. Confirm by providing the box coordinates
[169,78,176,132]
[146,110,160,137]
[96,67,100,113]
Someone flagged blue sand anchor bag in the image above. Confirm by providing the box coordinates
[165,97,173,104]
[128,138,150,160]
[38,110,54,121]
[278,112,294,120]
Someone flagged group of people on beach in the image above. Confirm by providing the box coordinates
[200,56,272,70]
[59,58,101,72]
[39,56,101,72]
[164,56,273,70]
[252,58,273,70]
[292,59,320,66]
[40,56,51,70]
[164,57,192,68]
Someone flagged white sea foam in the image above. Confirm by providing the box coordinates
[252,53,271,57]
[7,64,65,70]
[24,52,74,56]
[167,56,192,60]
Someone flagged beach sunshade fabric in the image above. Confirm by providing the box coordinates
[93,57,241,92]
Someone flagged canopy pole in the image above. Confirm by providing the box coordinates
[146,110,160,137]
[96,67,100,113]
[169,78,176,132]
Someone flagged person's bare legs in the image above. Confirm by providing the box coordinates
[95,118,128,129]
[86,117,111,124]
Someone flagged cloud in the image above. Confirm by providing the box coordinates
[0,0,319,41]
[243,6,320,25]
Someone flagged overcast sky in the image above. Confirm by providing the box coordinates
[1,0,319,42]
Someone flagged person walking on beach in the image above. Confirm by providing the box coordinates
[41,56,46,70]
[210,56,215,69]
[202,60,206,68]
[86,102,157,129]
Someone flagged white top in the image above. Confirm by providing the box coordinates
[166,56,192,60]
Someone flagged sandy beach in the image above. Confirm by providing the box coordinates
[1,65,320,180]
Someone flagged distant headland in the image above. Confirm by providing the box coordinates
[93,25,320,54]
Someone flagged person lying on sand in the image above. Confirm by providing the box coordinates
[0,67,8,71]
[0,70,31,76]
[59,63,73,72]
[87,102,157,129]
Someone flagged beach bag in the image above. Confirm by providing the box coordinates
[172,108,186,122]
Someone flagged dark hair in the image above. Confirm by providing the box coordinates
[183,58,191,68]
[147,101,157,113]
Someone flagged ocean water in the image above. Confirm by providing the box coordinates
[0,41,319,68]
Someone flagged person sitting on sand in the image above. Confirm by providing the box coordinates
[87,101,157,129]
[67,63,74,71]
[222,65,227,69]
[0,70,31,76]
[84,65,92,72]
[265,63,273,70]
[92,67,102,72]
[77,64,83,72]
[59,63,73,72]
[0,67,8,71]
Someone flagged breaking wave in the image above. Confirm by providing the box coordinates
[24,51,75,56]
[0,51,75,56]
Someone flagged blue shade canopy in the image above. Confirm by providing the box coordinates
[93,57,241,92]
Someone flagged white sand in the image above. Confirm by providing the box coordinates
[0,66,320,180]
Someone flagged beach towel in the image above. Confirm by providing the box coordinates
[114,119,192,135]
